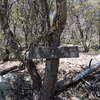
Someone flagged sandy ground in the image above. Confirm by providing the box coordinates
[59,53,100,72]
[0,53,100,100]
[0,53,100,72]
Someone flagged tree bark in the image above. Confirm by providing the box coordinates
[75,15,89,52]
[39,0,67,100]
[98,14,100,47]
[0,0,41,90]
[26,60,41,90]
[2,48,10,62]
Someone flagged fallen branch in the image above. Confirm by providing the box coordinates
[0,64,24,76]
[55,62,100,95]
[0,66,18,75]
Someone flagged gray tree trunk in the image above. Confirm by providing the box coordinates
[39,0,67,100]
[0,0,41,90]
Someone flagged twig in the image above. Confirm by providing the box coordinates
[89,59,92,67]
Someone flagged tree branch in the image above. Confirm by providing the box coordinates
[55,62,100,95]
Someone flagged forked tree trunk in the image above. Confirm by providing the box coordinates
[98,13,100,47]
[39,32,60,100]
[39,0,67,100]
[0,0,41,90]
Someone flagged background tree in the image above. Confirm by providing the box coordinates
[0,0,67,99]
[0,0,41,90]
[0,0,99,99]
[61,0,99,52]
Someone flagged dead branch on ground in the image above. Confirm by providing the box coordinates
[55,62,100,95]
[0,64,24,76]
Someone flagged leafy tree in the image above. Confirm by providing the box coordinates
[65,0,98,52]
[0,0,67,100]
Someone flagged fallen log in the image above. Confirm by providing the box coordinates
[55,62,100,95]
[0,66,18,75]
[0,64,25,76]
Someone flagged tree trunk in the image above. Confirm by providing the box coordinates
[98,14,100,47]
[39,0,67,100]
[76,15,89,52]
[26,60,41,90]
[2,48,10,62]
[0,0,41,90]
[39,58,59,100]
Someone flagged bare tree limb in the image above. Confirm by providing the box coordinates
[0,0,41,90]
[0,66,18,76]
[55,62,100,95]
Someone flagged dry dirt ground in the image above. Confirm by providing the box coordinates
[59,53,100,72]
[37,53,100,74]
[0,53,100,100]
[0,53,100,72]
